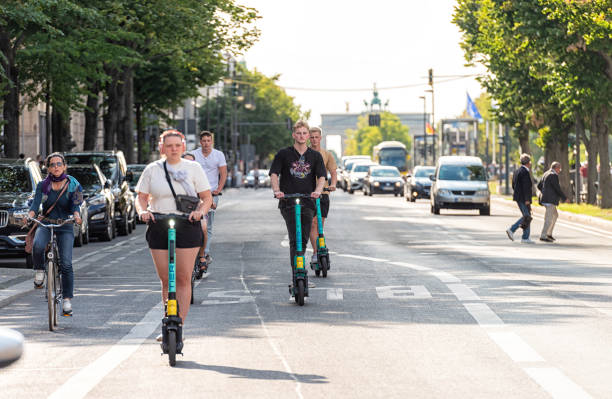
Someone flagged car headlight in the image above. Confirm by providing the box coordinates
[475,189,489,196]
[12,209,29,223]
[438,189,452,196]
[373,182,380,187]
[395,182,401,187]
[90,213,105,221]
[351,176,358,182]
[88,195,105,206]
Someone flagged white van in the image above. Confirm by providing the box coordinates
[430,156,490,215]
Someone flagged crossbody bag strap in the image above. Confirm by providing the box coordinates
[43,180,69,218]
[163,161,178,200]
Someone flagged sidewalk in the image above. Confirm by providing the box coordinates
[492,195,612,234]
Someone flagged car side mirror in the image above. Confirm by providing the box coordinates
[429,174,436,181]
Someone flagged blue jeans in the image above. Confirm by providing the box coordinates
[510,202,531,240]
[204,196,220,255]
[32,226,74,298]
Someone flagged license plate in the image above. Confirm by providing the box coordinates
[383,186,394,190]
[455,197,472,203]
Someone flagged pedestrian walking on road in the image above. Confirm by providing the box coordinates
[538,161,568,242]
[506,153,535,243]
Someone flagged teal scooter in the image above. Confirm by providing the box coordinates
[282,194,311,306]
[311,188,330,277]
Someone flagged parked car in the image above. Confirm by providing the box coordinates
[363,166,404,196]
[405,166,436,202]
[430,156,490,215]
[127,164,146,194]
[346,161,377,194]
[64,151,136,235]
[67,164,114,242]
[0,158,43,267]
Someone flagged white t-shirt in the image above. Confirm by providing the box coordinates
[136,159,211,214]
[191,148,227,191]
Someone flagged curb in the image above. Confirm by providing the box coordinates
[492,196,612,233]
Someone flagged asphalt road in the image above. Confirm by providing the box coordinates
[1,188,611,398]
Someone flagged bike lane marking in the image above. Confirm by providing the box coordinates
[48,302,161,399]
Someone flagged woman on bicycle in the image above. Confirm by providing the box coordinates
[135,130,212,338]
[28,152,83,315]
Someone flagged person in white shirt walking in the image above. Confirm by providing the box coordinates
[191,131,227,272]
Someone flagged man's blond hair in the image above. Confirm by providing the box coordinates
[309,126,322,135]
[293,120,309,132]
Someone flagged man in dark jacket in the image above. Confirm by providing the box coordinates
[538,161,567,242]
[507,154,535,243]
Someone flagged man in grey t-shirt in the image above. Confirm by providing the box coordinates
[191,131,227,271]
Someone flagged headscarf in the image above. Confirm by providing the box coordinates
[41,173,68,195]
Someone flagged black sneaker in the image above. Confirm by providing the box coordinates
[198,257,208,274]
[539,237,554,242]
[547,235,556,241]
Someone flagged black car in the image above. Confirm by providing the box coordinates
[67,164,115,242]
[0,158,44,267]
[405,166,436,202]
[363,166,404,196]
[65,151,136,236]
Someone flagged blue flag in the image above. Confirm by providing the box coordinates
[467,93,482,122]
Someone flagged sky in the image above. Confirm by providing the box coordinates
[238,0,486,127]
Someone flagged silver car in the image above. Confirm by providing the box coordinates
[430,156,490,215]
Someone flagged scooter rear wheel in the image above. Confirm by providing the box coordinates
[296,280,305,306]
[168,330,177,367]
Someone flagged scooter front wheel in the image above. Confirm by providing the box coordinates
[168,330,177,367]
[320,256,329,278]
[296,280,305,306]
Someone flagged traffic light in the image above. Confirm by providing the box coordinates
[368,113,380,126]
[428,68,433,86]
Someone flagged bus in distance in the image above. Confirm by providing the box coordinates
[372,141,408,174]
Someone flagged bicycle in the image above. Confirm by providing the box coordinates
[280,193,313,306]
[150,213,189,367]
[311,188,331,278]
[27,216,74,331]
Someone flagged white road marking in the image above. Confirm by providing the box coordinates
[337,254,388,262]
[447,283,481,301]
[463,303,504,327]
[201,290,256,305]
[388,261,432,271]
[326,288,343,300]
[429,271,461,283]
[524,367,593,399]
[376,285,432,299]
[487,332,545,362]
[48,303,161,399]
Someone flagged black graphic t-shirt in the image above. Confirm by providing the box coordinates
[269,146,326,209]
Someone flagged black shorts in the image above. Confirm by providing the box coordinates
[319,194,330,218]
[145,217,203,250]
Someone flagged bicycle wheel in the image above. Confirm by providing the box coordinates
[296,280,305,306]
[168,330,177,367]
[54,265,62,324]
[46,262,55,331]
[320,256,328,278]
[190,274,195,305]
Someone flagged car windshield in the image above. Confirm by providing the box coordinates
[128,170,143,187]
[353,164,371,173]
[65,155,117,182]
[372,169,400,177]
[69,168,102,191]
[0,166,31,192]
[438,164,486,181]
[415,167,435,177]
[379,148,406,170]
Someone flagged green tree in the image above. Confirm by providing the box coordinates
[345,112,411,156]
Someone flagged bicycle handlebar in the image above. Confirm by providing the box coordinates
[27,216,74,228]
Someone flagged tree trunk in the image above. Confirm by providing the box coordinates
[517,125,530,155]
[51,106,72,152]
[0,33,20,158]
[594,107,612,208]
[103,69,119,150]
[84,80,101,150]
[122,68,134,163]
[135,102,145,163]
[557,130,571,199]
[583,117,599,205]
